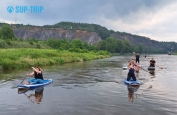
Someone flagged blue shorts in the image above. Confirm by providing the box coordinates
[28,78,44,84]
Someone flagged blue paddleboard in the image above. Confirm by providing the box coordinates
[17,79,52,88]
[124,78,140,85]
[123,66,128,70]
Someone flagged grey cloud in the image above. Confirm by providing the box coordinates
[0,0,177,42]
[1,0,176,25]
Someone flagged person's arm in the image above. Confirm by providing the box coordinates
[128,65,130,69]
[129,64,134,69]
[154,61,156,66]
[26,71,34,76]
[134,65,138,71]
[128,64,131,69]
[32,67,42,74]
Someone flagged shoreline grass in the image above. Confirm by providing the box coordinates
[0,48,110,71]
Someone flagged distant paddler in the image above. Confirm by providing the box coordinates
[144,54,146,58]
[135,53,140,64]
[148,58,156,70]
[149,58,156,67]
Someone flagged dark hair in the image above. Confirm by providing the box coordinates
[36,67,42,71]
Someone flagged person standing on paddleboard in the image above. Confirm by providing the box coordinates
[24,67,44,84]
[149,58,156,67]
[135,53,140,64]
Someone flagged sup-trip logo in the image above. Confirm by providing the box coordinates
[7,6,44,13]
[7,6,14,13]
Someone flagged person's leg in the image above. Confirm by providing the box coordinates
[32,79,39,84]
[36,79,44,84]
[23,80,28,84]
[127,73,131,81]
[26,78,35,84]
[131,74,136,81]
[153,64,155,67]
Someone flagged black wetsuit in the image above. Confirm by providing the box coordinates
[135,54,140,63]
[127,67,136,81]
[34,71,43,80]
[150,60,156,67]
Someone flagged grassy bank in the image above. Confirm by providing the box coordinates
[0,48,110,70]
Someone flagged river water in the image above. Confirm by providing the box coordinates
[0,54,176,115]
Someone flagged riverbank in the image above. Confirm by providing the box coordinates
[0,48,110,70]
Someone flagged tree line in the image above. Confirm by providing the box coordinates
[0,24,177,54]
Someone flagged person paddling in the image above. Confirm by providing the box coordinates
[24,67,44,84]
[144,55,146,58]
[149,58,156,67]
[127,61,138,81]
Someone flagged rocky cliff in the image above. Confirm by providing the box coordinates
[7,21,176,52]
[13,27,101,44]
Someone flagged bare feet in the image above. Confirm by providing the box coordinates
[23,81,28,85]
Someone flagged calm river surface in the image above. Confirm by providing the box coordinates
[0,54,177,115]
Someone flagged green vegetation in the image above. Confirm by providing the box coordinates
[0,49,110,70]
[0,25,110,71]
[97,37,163,54]
[43,22,112,40]
[174,51,177,55]
[98,37,132,54]
[0,39,50,48]
[0,24,15,40]
[1,22,177,54]
[43,22,177,53]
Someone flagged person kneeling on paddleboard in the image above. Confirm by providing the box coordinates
[149,58,156,67]
[24,67,44,85]
[127,62,138,81]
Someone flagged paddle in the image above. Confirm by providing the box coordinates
[24,93,35,103]
[18,88,29,94]
[20,70,31,84]
[156,65,166,69]
[134,64,154,75]
[138,66,149,73]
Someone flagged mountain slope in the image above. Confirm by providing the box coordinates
[0,22,177,53]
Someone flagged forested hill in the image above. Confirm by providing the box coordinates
[44,22,177,53]
[0,22,177,53]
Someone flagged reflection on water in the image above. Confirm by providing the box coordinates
[127,85,140,102]
[18,87,44,104]
[0,55,177,115]
[18,88,29,94]
[27,87,44,104]
[149,70,155,75]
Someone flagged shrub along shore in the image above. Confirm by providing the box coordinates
[0,48,110,70]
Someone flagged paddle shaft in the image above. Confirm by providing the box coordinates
[134,64,154,74]
[139,66,149,72]
[155,64,165,69]
[24,93,34,103]
[20,70,31,84]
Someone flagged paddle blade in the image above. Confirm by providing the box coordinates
[18,88,29,94]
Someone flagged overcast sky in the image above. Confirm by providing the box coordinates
[0,0,177,42]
